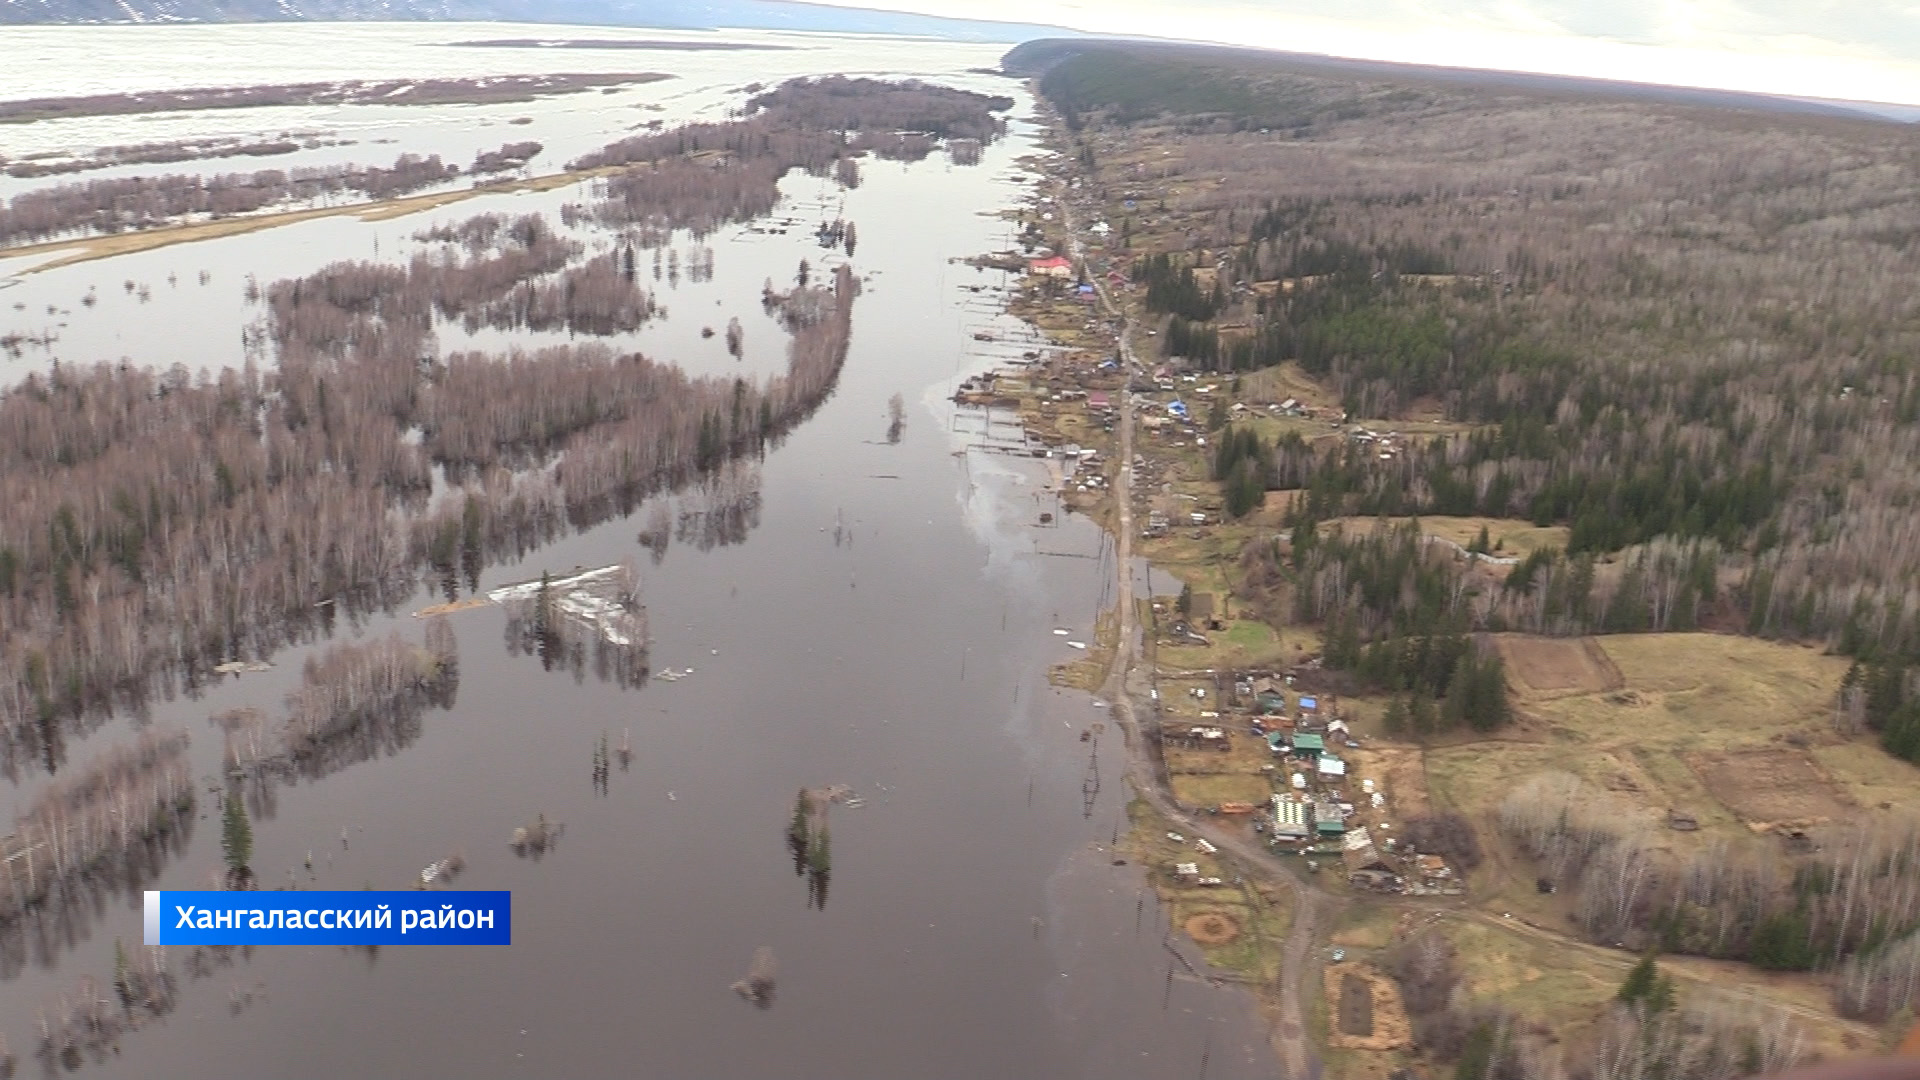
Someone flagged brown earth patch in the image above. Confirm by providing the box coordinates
[1345,744,1432,818]
[1686,748,1852,828]
[1495,635,1624,698]
[1185,911,1239,945]
[1339,972,1375,1036]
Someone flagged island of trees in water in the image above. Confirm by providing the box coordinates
[0,75,1010,774]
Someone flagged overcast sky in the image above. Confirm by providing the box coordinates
[845,0,1920,106]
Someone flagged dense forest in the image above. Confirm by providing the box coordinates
[0,74,1007,772]
[1028,44,1920,679]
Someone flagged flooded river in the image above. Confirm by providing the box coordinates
[0,25,1275,1078]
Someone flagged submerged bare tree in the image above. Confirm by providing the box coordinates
[886,392,906,443]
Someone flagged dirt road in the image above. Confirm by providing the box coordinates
[1063,197,1325,1079]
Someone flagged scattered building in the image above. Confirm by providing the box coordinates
[1251,678,1287,714]
[1271,794,1312,841]
[1315,801,1346,837]
[1344,827,1399,890]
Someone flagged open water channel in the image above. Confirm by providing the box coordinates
[0,24,1276,1078]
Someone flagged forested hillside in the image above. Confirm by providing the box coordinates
[1021,41,1920,683]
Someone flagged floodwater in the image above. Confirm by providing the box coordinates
[0,25,1277,1079]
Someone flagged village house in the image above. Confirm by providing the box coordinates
[1251,677,1287,714]
[1315,801,1347,839]
[1343,827,1399,891]
[1270,794,1313,842]
[1028,255,1073,279]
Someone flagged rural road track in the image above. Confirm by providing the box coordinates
[1061,195,1325,1080]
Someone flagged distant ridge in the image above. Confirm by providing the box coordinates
[0,0,1083,42]
[1002,38,1915,125]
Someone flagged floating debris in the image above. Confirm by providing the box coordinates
[510,814,563,857]
[212,660,273,675]
[731,946,777,1008]
[490,563,647,648]
[1066,640,1088,650]
[655,667,696,682]
[1052,628,1072,636]
[419,853,466,886]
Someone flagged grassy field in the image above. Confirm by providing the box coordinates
[1436,913,1874,1059]
[1406,632,1866,967]
[1429,632,1854,826]
[1154,616,1320,672]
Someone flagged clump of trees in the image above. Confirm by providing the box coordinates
[568,76,1006,238]
[0,729,192,923]
[1400,811,1483,872]
[281,624,458,759]
[1497,771,1920,979]
[472,140,543,175]
[1249,519,1511,731]
[1211,426,1272,518]
[1377,926,1807,1079]
[784,789,832,910]
[3,135,307,179]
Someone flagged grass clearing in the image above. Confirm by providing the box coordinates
[1122,797,1292,981]
[1320,516,1570,559]
[1156,617,1317,671]
[1426,633,1854,914]
[1329,904,1404,949]
[1494,634,1624,698]
[1169,772,1275,807]
[1443,916,1623,1031]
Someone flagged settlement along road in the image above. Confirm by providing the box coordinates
[1059,188,1327,1080]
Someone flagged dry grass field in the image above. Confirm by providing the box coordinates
[1430,633,1855,833]
[1319,517,1572,561]
[1493,634,1624,697]
[1687,748,1854,829]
